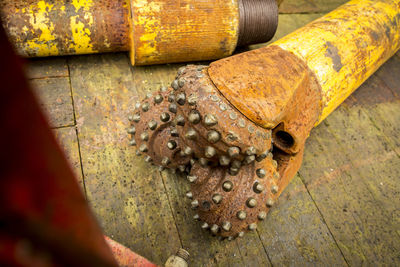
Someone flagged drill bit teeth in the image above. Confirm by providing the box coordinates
[128,65,287,238]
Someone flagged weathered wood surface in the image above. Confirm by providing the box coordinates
[257,175,347,266]
[53,126,85,192]
[29,77,74,128]
[26,57,69,79]
[25,1,400,265]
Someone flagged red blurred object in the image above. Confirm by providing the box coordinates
[0,25,156,267]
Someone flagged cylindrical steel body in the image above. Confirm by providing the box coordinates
[129,0,239,65]
[0,0,131,57]
[0,0,278,65]
[210,0,400,130]
[274,0,400,123]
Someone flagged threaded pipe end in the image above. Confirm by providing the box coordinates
[176,248,190,261]
[238,0,279,47]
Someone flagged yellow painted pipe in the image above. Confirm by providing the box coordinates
[0,0,278,65]
[274,0,400,123]
[209,0,400,154]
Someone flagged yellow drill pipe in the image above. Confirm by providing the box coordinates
[0,0,278,66]
[210,0,400,150]
[275,0,400,123]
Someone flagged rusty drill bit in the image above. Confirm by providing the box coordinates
[128,0,400,239]
[128,65,287,239]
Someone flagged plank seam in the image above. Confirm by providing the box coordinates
[297,172,350,266]
[51,124,75,130]
[254,229,274,266]
[159,170,184,249]
[66,58,88,200]
[28,75,69,80]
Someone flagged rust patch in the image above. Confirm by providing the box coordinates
[208,45,323,154]
[325,41,343,72]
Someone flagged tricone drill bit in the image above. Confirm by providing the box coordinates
[128,0,400,238]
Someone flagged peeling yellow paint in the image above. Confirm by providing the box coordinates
[69,15,94,54]
[132,0,239,65]
[68,0,95,54]
[134,0,163,59]
[273,0,400,124]
[5,0,240,64]
[24,0,59,56]
[71,0,93,12]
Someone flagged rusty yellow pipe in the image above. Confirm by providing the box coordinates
[210,0,400,153]
[0,0,278,66]
[273,0,400,123]
[0,0,131,57]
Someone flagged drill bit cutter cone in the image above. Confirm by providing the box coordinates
[128,0,400,238]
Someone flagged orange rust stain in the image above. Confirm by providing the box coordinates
[208,46,323,154]
[131,0,239,65]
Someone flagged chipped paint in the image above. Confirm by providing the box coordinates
[71,0,93,12]
[25,1,59,56]
[133,0,163,58]
[132,0,239,65]
[1,0,242,65]
[274,0,400,123]
[69,15,94,54]
[68,0,94,54]
[1,0,130,56]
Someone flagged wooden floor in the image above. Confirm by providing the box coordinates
[25,1,400,266]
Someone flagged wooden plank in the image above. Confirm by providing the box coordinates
[279,0,317,14]
[299,75,400,265]
[345,73,400,205]
[257,174,347,266]
[279,0,347,14]
[325,107,400,265]
[130,62,271,266]
[53,126,85,193]
[235,229,271,266]
[375,55,400,97]
[349,64,400,155]
[68,53,181,265]
[300,126,371,265]
[26,57,69,79]
[30,77,74,128]
[346,72,400,242]
[249,13,324,50]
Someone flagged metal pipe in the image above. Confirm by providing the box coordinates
[0,0,278,65]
